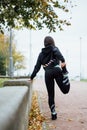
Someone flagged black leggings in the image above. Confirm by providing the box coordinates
[45,67,70,108]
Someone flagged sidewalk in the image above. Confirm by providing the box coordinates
[33,79,87,130]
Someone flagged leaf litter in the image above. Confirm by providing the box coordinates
[28,91,45,130]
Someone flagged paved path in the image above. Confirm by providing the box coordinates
[33,79,87,130]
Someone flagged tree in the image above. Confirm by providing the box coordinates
[0,53,6,75]
[0,0,72,33]
[0,33,25,75]
[0,34,9,75]
[12,44,25,71]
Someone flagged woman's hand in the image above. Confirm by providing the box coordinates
[60,62,66,68]
[28,78,33,82]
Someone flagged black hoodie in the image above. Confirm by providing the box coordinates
[30,45,65,79]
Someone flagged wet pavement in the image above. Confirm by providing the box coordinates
[33,79,87,130]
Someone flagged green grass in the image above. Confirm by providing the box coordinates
[0,78,8,87]
[81,79,87,82]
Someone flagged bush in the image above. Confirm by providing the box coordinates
[0,54,6,75]
[0,78,7,87]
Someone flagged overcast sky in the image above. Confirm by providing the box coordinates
[14,0,87,79]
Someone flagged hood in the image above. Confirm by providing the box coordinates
[42,45,53,54]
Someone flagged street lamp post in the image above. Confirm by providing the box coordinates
[29,30,32,75]
[80,37,82,80]
[9,28,14,77]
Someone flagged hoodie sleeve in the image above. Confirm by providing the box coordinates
[30,53,42,80]
[53,47,65,62]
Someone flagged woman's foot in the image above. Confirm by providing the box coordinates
[51,104,57,120]
[51,112,57,120]
[63,75,70,86]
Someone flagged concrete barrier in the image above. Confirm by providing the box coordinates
[3,79,32,114]
[0,79,32,130]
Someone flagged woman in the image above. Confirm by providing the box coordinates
[29,36,70,120]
